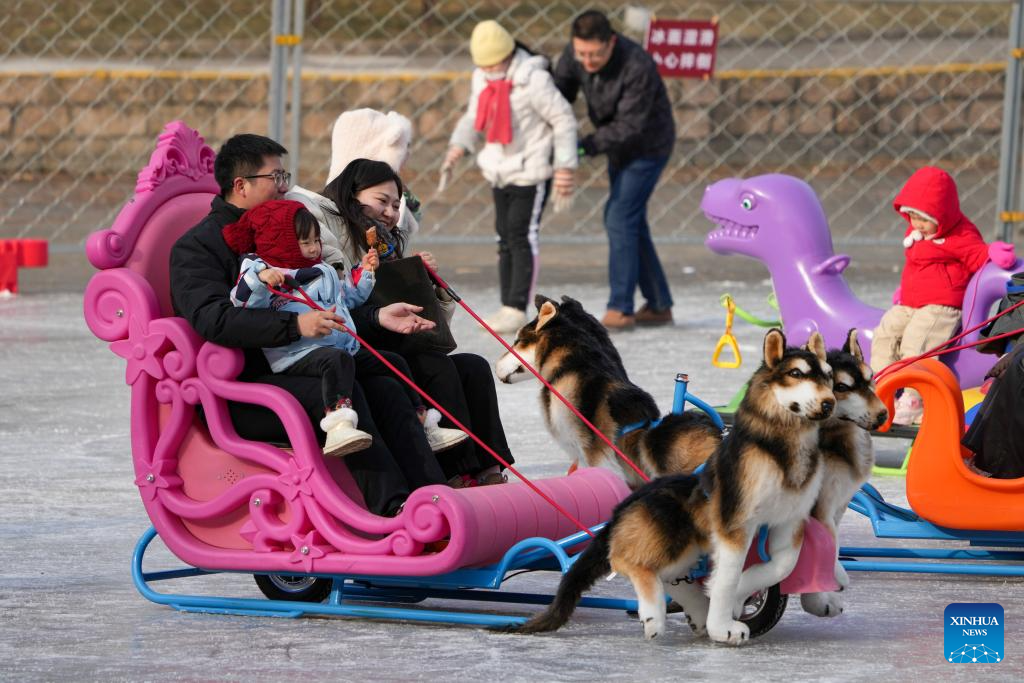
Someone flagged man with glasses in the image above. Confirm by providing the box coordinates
[554,9,676,330]
[170,133,443,517]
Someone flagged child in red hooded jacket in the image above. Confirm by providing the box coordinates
[871,166,1016,424]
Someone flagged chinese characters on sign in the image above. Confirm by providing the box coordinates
[644,19,718,79]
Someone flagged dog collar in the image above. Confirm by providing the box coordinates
[616,418,662,440]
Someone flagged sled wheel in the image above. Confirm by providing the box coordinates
[254,574,332,603]
[738,583,787,638]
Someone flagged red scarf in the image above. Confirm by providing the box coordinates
[221,199,320,269]
[474,79,513,144]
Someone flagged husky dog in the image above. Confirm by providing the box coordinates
[800,329,888,618]
[514,329,835,644]
[494,295,721,485]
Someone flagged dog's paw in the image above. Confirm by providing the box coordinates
[707,619,750,645]
[800,591,845,618]
[684,614,708,636]
[642,615,665,640]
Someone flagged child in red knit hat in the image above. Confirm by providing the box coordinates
[871,166,1016,424]
[225,199,466,458]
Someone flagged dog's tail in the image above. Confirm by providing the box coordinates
[511,525,612,634]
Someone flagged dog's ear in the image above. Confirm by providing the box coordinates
[806,331,827,363]
[763,328,786,368]
[534,294,556,311]
[536,300,559,331]
[560,295,581,307]
[843,328,863,361]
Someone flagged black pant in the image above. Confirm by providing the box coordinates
[228,353,445,516]
[963,345,1024,479]
[282,346,355,410]
[354,347,424,412]
[493,182,549,311]
[404,351,515,479]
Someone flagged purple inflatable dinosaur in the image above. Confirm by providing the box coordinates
[701,173,1021,388]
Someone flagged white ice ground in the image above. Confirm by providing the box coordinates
[1,273,1021,681]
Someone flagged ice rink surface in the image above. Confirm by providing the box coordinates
[1,267,1021,682]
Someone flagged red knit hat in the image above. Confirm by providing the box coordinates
[221,199,320,269]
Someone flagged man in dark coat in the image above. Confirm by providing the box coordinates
[170,134,447,516]
[962,335,1024,479]
[553,9,676,330]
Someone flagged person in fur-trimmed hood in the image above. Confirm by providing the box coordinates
[871,165,1017,424]
[287,108,420,270]
[444,20,578,334]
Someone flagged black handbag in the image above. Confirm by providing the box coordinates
[366,255,457,355]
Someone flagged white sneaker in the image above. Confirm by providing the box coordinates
[320,407,373,457]
[484,306,527,335]
[892,390,923,426]
[423,408,468,453]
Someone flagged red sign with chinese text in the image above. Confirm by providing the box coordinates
[644,19,718,79]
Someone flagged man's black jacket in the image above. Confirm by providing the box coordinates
[169,196,382,374]
[553,33,675,168]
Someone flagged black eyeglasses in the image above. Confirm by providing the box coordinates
[243,170,291,187]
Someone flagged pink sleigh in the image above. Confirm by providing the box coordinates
[83,121,629,624]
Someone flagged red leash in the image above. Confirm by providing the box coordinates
[267,278,597,538]
[423,263,652,484]
[875,298,1024,382]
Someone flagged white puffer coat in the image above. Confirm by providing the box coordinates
[450,49,578,188]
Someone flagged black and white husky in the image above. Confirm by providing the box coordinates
[495,295,721,486]
[514,329,836,644]
[800,329,887,618]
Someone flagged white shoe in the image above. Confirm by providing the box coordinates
[423,408,468,453]
[484,306,527,334]
[892,390,923,426]
[320,407,373,457]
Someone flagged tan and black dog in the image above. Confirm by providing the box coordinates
[494,295,721,486]
[514,329,835,644]
[800,329,888,619]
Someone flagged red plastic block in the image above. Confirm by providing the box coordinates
[0,239,49,294]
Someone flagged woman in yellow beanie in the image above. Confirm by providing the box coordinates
[444,20,578,334]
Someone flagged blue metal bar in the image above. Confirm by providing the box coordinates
[671,373,726,431]
[142,567,217,582]
[504,524,605,570]
[131,527,637,628]
[842,559,1024,577]
[841,546,1024,561]
[340,583,637,611]
[672,374,689,414]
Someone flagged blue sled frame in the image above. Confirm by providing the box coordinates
[840,483,1024,577]
[132,525,640,627]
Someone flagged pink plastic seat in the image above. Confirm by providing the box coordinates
[83,121,629,578]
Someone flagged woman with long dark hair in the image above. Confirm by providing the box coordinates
[323,158,515,486]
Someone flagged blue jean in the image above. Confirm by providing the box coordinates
[604,155,674,315]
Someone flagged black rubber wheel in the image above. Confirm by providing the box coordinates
[254,574,332,603]
[738,583,787,638]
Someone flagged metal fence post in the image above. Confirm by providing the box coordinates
[269,0,289,144]
[997,0,1024,241]
[289,0,306,180]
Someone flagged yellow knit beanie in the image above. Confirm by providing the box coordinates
[470,20,515,67]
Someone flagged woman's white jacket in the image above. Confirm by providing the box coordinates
[449,48,578,188]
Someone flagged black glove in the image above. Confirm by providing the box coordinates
[985,353,1015,381]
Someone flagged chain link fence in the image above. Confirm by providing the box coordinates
[1,1,1021,249]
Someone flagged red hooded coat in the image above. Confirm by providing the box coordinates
[894,167,990,309]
